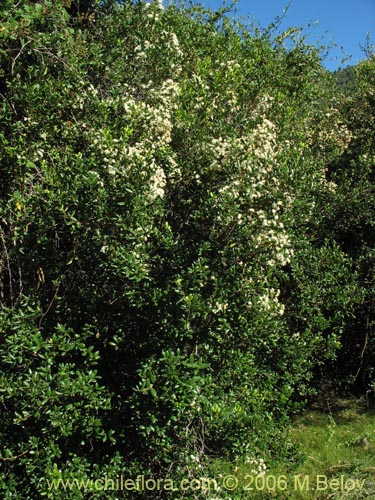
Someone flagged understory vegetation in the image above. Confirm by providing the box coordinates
[212,395,375,499]
[0,1,374,498]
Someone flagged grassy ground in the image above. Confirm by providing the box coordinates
[211,396,375,499]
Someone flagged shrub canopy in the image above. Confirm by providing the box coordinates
[0,1,373,498]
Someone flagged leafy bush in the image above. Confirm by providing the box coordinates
[0,1,367,498]
[314,58,375,393]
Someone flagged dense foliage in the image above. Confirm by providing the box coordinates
[318,59,375,394]
[0,1,374,498]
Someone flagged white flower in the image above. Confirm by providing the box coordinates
[149,164,166,201]
[212,301,228,313]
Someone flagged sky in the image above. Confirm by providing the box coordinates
[197,0,375,71]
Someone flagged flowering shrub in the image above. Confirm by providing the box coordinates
[0,0,366,498]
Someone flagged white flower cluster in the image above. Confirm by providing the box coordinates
[316,121,352,155]
[87,68,181,199]
[134,40,151,61]
[207,120,294,269]
[248,200,294,267]
[205,136,233,168]
[203,117,279,173]
[212,301,228,314]
[254,226,294,268]
[304,103,352,159]
[135,6,183,74]
[153,0,164,10]
[248,119,278,161]
[170,32,183,59]
[292,331,307,347]
[257,288,285,317]
[253,93,275,116]
[219,59,241,72]
[148,162,167,201]
[245,456,267,476]
[157,78,181,104]
[142,0,163,21]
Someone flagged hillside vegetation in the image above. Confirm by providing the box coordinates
[0,1,374,498]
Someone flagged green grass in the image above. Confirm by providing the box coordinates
[210,396,375,499]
